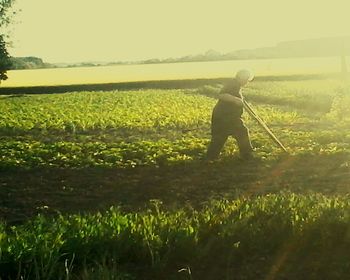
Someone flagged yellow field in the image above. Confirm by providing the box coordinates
[1,56,343,87]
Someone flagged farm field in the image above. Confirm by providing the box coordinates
[1,56,342,87]
[1,76,350,279]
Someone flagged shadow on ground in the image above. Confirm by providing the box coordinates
[1,153,349,224]
[0,73,335,95]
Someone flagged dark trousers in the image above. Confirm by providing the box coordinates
[207,118,253,160]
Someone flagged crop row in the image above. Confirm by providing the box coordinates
[0,90,212,133]
[1,127,349,169]
[1,81,349,169]
[1,193,350,279]
[2,81,345,134]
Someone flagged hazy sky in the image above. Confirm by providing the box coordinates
[8,0,350,63]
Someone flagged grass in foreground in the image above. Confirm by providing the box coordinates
[1,193,350,279]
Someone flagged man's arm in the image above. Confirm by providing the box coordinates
[218,93,243,107]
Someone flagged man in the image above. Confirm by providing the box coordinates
[206,69,254,160]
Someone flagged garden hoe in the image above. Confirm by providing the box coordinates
[243,99,289,154]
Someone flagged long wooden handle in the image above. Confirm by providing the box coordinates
[243,100,288,154]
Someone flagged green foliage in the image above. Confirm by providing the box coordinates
[9,56,52,70]
[326,84,350,123]
[195,84,222,98]
[0,90,213,168]
[245,79,339,113]
[0,0,15,82]
[2,193,350,279]
[0,0,15,28]
[0,34,11,82]
[0,90,212,133]
[1,83,350,169]
[0,138,208,169]
[2,80,350,278]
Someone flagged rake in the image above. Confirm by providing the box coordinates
[243,99,288,154]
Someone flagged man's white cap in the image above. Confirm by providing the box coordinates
[236,69,254,82]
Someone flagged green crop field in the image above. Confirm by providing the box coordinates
[1,77,350,279]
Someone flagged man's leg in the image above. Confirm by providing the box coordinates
[206,133,229,160]
[232,123,253,159]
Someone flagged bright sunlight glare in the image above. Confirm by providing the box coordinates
[9,0,350,63]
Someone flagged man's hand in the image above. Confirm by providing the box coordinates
[218,94,243,107]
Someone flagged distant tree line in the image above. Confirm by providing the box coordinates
[142,49,231,64]
[9,56,54,69]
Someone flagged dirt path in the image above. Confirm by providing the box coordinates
[1,153,349,224]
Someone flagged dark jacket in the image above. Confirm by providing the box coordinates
[212,78,243,123]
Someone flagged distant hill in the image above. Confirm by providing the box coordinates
[142,36,350,64]
[276,36,350,56]
[9,36,350,70]
[229,36,350,59]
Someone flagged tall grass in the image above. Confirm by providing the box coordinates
[2,193,350,279]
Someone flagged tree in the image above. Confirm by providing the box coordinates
[0,35,11,81]
[0,0,15,84]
